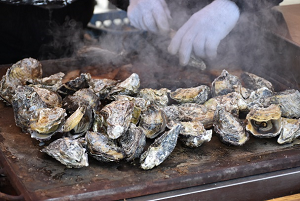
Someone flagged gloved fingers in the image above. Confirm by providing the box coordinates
[168,19,194,55]
[205,36,221,59]
[178,29,198,66]
[193,33,206,59]
[153,7,170,34]
[142,12,158,33]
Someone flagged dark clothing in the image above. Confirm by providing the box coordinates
[0,0,95,64]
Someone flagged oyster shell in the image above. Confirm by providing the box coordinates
[89,78,119,99]
[118,123,146,161]
[211,70,242,97]
[214,107,249,146]
[138,88,170,107]
[41,137,89,168]
[29,107,66,141]
[241,72,274,91]
[246,104,282,138]
[58,73,91,97]
[85,131,125,162]
[169,85,210,104]
[139,105,166,139]
[108,73,140,98]
[32,86,62,108]
[270,89,300,118]
[179,121,212,148]
[100,100,135,139]
[246,87,273,109]
[0,58,42,104]
[33,72,65,91]
[140,124,182,170]
[277,118,300,144]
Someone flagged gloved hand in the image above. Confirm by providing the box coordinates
[168,0,240,66]
[127,0,171,34]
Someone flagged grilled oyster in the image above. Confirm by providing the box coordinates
[139,105,167,139]
[169,85,210,104]
[246,87,273,109]
[0,58,42,104]
[179,121,212,148]
[277,118,300,144]
[214,107,249,146]
[270,89,300,118]
[89,78,119,99]
[108,73,140,98]
[85,131,125,162]
[41,137,89,168]
[118,123,146,161]
[241,72,274,91]
[29,107,66,141]
[32,86,62,108]
[58,73,91,97]
[140,124,182,170]
[33,72,65,91]
[246,104,282,138]
[138,88,170,107]
[211,70,242,97]
[100,100,135,139]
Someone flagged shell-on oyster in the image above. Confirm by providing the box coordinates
[241,72,274,91]
[100,100,135,139]
[211,70,242,97]
[85,131,125,162]
[118,123,146,161]
[0,58,42,104]
[108,73,140,98]
[41,137,89,168]
[277,118,300,144]
[270,89,300,119]
[32,86,63,108]
[169,85,210,104]
[33,72,65,92]
[179,121,212,148]
[214,107,249,146]
[140,124,182,170]
[138,88,170,107]
[139,105,167,139]
[246,87,273,110]
[58,73,91,97]
[88,78,119,99]
[246,104,282,138]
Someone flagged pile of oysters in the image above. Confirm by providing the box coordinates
[1,58,300,170]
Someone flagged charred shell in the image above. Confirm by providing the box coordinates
[241,72,274,91]
[138,88,170,107]
[179,121,212,148]
[108,73,140,98]
[58,73,91,97]
[140,124,182,170]
[211,70,242,97]
[277,118,300,144]
[89,78,119,99]
[118,123,146,161]
[246,104,282,138]
[85,131,125,162]
[214,107,249,146]
[169,85,210,104]
[41,137,89,168]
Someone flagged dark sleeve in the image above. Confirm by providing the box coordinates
[108,0,129,11]
[231,0,283,11]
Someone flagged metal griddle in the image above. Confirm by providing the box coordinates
[1,55,300,201]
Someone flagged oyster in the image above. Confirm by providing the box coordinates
[108,73,140,98]
[169,85,210,104]
[0,58,42,104]
[138,88,170,107]
[41,137,89,168]
[58,73,91,97]
[246,87,273,109]
[118,123,146,161]
[211,70,242,97]
[29,107,66,141]
[270,89,300,118]
[33,72,65,91]
[241,72,274,91]
[100,100,135,139]
[179,121,212,148]
[89,78,119,99]
[139,105,166,139]
[140,124,182,170]
[85,131,125,162]
[277,118,300,144]
[214,107,249,146]
[32,86,62,108]
[246,104,282,138]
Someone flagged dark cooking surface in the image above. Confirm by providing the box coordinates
[1,58,300,200]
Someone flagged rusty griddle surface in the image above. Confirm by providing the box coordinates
[1,59,300,200]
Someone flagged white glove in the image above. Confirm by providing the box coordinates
[168,0,240,66]
[127,0,171,34]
